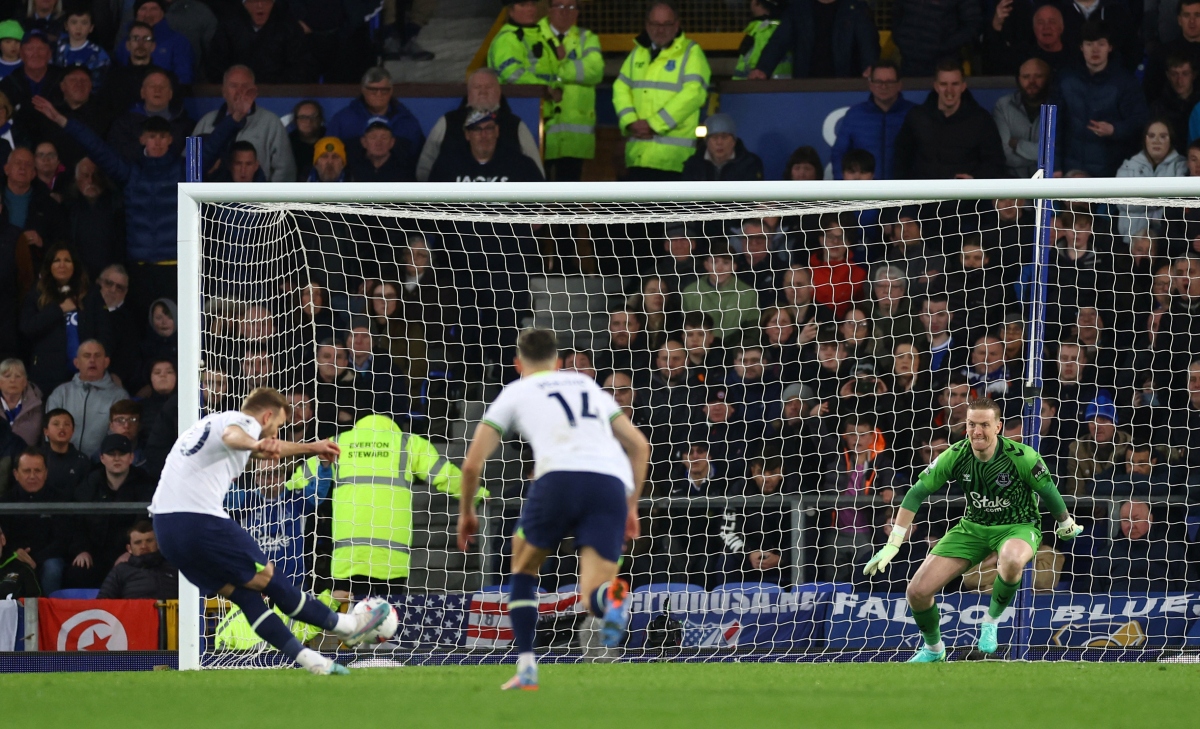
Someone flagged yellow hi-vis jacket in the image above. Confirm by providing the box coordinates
[325,414,475,581]
[487,18,604,161]
[612,31,711,173]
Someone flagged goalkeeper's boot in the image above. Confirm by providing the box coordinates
[977,622,999,655]
[306,656,350,676]
[342,602,392,648]
[906,646,947,663]
[501,662,538,691]
[600,579,631,648]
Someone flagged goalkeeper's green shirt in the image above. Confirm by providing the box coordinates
[899,436,1067,526]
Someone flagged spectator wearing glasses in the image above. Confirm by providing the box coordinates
[326,66,423,169]
[830,61,914,180]
[103,400,145,462]
[288,100,323,182]
[98,21,157,119]
[89,263,141,390]
[113,1,193,85]
[612,1,711,181]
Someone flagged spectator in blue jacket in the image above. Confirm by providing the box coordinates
[113,0,194,85]
[891,0,983,77]
[31,91,235,308]
[1058,20,1149,177]
[325,66,424,167]
[748,0,878,79]
[830,61,915,180]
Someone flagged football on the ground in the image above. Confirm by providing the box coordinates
[352,597,400,644]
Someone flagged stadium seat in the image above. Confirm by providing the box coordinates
[48,588,100,599]
[715,581,781,594]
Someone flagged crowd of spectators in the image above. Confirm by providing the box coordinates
[6,0,1200,601]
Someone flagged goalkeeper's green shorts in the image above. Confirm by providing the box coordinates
[930,519,1042,567]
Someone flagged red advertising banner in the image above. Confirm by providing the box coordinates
[38,599,159,651]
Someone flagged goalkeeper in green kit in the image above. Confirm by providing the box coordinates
[863,398,1084,661]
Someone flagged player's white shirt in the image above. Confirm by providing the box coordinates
[150,410,263,518]
[482,370,634,493]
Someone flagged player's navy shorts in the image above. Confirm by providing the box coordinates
[153,512,269,596]
[517,471,628,562]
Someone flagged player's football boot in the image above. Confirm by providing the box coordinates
[306,657,351,676]
[977,622,999,654]
[906,646,947,663]
[501,662,538,691]
[342,601,392,648]
[600,578,631,648]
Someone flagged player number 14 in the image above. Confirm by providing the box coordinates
[547,391,597,427]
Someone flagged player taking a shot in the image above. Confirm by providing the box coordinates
[150,387,393,675]
[863,397,1084,661]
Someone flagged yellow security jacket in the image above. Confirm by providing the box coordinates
[487,18,604,160]
[612,31,711,173]
[326,414,471,580]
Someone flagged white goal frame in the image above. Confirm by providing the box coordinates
[175,177,1200,669]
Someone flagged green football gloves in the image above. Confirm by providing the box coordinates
[1055,516,1084,541]
[864,525,906,576]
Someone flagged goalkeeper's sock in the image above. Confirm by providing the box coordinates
[262,574,339,632]
[911,604,942,648]
[988,576,1021,620]
[229,586,304,661]
[587,582,611,619]
[508,572,540,656]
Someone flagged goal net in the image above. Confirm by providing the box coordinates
[180,180,1200,667]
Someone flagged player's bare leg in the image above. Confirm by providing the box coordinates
[503,533,553,690]
[978,538,1035,655]
[905,555,971,662]
[578,546,629,648]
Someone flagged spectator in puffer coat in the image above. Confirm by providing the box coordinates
[1058,20,1148,177]
[891,0,983,77]
[681,113,764,181]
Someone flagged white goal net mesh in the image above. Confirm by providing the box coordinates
[193,193,1200,666]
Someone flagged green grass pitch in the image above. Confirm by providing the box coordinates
[6,662,1199,729]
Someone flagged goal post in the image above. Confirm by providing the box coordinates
[176,174,1200,669]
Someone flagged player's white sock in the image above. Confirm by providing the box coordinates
[331,612,358,638]
[926,640,945,654]
[982,614,999,625]
[296,648,329,672]
[517,652,537,671]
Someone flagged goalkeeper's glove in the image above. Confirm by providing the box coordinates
[1055,516,1084,541]
[864,525,905,576]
